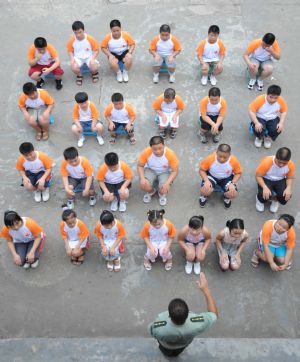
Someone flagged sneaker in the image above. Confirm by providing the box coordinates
[117,71,123,83]
[30,259,39,269]
[158,193,167,206]
[55,79,63,90]
[251,250,260,268]
[143,189,156,203]
[170,129,177,139]
[144,258,152,271]
[165,260,173,271]
[159,129,167,139]
[110,197,119,211]
[107,260,114,272]
[42,188,50,202]
[213,134,221,143]
[153,73,159,84]
[34,190,42,203]
[254,137,263,148]
[224,198,231,209]
[248,78,256,90]
[257,79,264,91]
[77,136,85,148]
[201,75,208,86]
[185,261,193,274]
[89,195,97,206]
[36,78,45,89]
[67,199,75,210]
[286,261,292,270]
[113,257,121,272]
[169,73,175,83]
[23,262,31,269]
[263,137,272,149]
[194,262,201,275]
[209,75,217,86]
[200,134,208,144]
[122,70,129,82]
[96,135,104,146]
[270,200,279,213]
[119,200,127,212]
[256,196,264,212]
[199,196,207,208]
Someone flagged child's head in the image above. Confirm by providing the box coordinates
[274,214,294,234]
[149,136,165,157]
[147,209,165,228]
[104,152,119,171]
[207,25,220,43]
[111,93,124,110]
[262,33,276,47]
[226,219,245,238]
[72,20,85,39]
[110,19,121,38]
[75,92,89,109]
[62,209,77,228]
[100,210,115,229]
[159,24,171,41]
[34,37,47,53]
[63,147,79,166]
[208,87,221,104]
[168,298,189,325]
[266,85,281,104]
[275,147,291,167]
[216,144,231,163]
[164,88,176,103]
[19,142,36,161]
[188,216,204,235]
[23,82,38,99]
[4,211,23,230]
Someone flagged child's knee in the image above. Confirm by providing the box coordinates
[118,189,129,199]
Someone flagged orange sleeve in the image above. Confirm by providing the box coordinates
[140,222,150,238]
[60,221,68,239]
[256,157,273,177]
[120,161,133,180]
[138,147,152,166]
[245,39,262,54]
[286,228,296,249]
[26,217,43,236]
[104,103,114,118]
[249,95,265,113]
[166,220,176,238]
[196,39,206,57]
[149,36,159,51]
[100,33,111,48]
[219,98,227,117]
[16,156,25,171]
[66,36,75,53]
[200,153,216,171]
[117,221,126,239]
[78,219,90,239]
[39,152,53,169]
[123,31,135,46]
[175,95,185,110]
[27,45,36,61]
[125,103,136,118]
[86,35,99,51]
[152,95,164,111]
[72,104,80,121]
[94,223,102,239]
[40,90,54,106]
[278,97,287,113]
[47,44,58,58]
[230,156,242,175]
[200,96,209,114]
[90,102,100,120]
[60,160,69,177]
[272,40,281,55]
[165,148,179,169]
[96,164,108,182]
[0,226,12,241]
[81,157,93,177]
[287,161,295,178]
[18,94,27,108]
[171,35,182,51]
[218,39,226,55]
[261,220,273,245]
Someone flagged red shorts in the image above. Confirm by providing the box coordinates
[28,63,64,77]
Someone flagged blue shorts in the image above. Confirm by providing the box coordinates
[79,120,102,132]
[201,172,234,193]
[260,244,286,258]
[24,170,51,187]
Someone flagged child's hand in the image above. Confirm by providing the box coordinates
[276,123,284,132]
[101,245,108,256]
[42,68,51,75]
[203,180,212,193]
[110,248,115,256]
[159,183,170,195]
[270,261,280,272]
[162,246,170,258]
[66,247,72,257]
[262,186,271,200]
[220,252,228,264]
[26,251,35,263]
[109,122,115,131]
[66,187,75,197]
[14,254,22,266]
[150,245,157,258]
[172,115,178,124]
[36,177,45,189]
[248,63,256,72]
[125,124,133,132]
[36,53,43,61]
[254,123,263,132]
[211,124,219,135]
[23,176,31,187]
[154,54,160,62]
[82,188,89,197]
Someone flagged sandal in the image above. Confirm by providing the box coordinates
[107,260,114,272]
[36,131,42,141]
[109,136,116,144]
[165,260,173,271]
[170,129,177,139]
[113,257,121,272]
[251,250,260,268]
[129,137,136,145]
[91,72,99,83]
[71,257,81,266]
[76,75,83,86]
[42,131,49,140]
[144,257,152,271]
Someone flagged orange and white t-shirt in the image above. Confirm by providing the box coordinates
[94,219,126,247]
[101,31,135,55]
[28,43,59,65]
[140,219,176,243]
[200,153,242,180]
[256,156,295,181]
[104,102,136,124]
[196,38,226,62]
[66,34,98,59]
[16,151,53,174]
[19,89,54,109]
[1,217,43,244]
[73,101,99,122]
[260,220,295,249]
[200,96,227,117]
[60,218,89,241]
[97,161,133,185]
[152,94,185,114]
[139,147,179,174]
[60,156,93,179]
[149,35,181,57]
[249,95,287,121]
[245,39,280,62]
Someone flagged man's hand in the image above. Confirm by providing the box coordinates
[197,272,209,291]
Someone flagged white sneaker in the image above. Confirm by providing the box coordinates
[67,199,75,210]
[34,190,42,202]
[185,261,193,274]
[122,70,129,82]
[117,71,123,83]
[158,193,167,206]
[42,188,50,202]
[256,196,265,212]
[194,262,201,275]
[201,75,208,85]
[248,78,256,90]
[257,78,264,91]
[254,137,263,148]
[264,137,272,149]
[169,73,175,83]
[23,262,31,269]
[143,189,156,203]
[77,136,85,148]
[209,75,217,85]
[270,200,279,213]
[153,73,159,84]
[31,259,39,269]
[96,135,104,146]
[119,200,127,212]
[89,195,97,206]
[110,197,118,211]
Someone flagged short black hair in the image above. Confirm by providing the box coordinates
[160,24,170,33]
[188,216,204,229]
[110,19,121,29]
[149,136,164,146]
[276,147,291,161]
[208,87,221,97]
[164,88,176,99]
[226,219,244,231]
[147,209,165,223]
[23,82,37,95]
[262,33,275,45]
[19,142,34,155]
[63,147,78,160]
[72,21,84,31]
[208,25,220,34]
[4,211,22,228]
[62,209,77,221]
[75,92,88,103]
[111,93,124,102]
[34,37,47,48]
[100,210,114,225]
[168,298,189,325]
[278,214,295,229]
[217,144,231,153]
[104,152,119,166]
[267,84,281,96]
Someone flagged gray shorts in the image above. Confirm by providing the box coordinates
[68,176,94,193]
[250,57,273,68]
[144,168,170,188]
[218,242,239,258]
[28,107,46,122]
[153,55,176,68]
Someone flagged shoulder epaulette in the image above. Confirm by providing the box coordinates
[153,321,167,328]
[190,316,204,323]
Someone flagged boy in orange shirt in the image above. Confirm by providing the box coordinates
[153,88,185,139]
[199,144,242,209]
[149,24,182,84]
[199,87,227,143]
[27,37,63,90]
[101,19,135,83]
[72,92,104,148]
[196,25,226,86]
[18,82,54,141]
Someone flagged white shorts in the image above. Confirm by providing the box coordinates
[158,112,179,128]
[145,241,172,262]
[68,238,88,249]
[74,56,99,68]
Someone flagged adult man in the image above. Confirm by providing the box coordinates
[148,272,218,357]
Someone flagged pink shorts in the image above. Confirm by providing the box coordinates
[28,63,64,77]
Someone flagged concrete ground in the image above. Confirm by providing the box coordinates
[0,0,300,359]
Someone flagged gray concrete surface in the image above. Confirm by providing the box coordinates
[0,0,299,349]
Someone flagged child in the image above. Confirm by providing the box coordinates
[60,147,97,209]
[177,216,211,275]
[72,92,104,148]
[101,19,135,83]
[141,209,175,271]
[66,20,99,85]
[27,37,63,90]
[199,87,227,143]
[199,144,242,209]
[249,84,287,149]
[251,214,296,271]
[0,211,45,269]
[94,210,126,272]
[104,93,136,145]
[97,152,133,212]
[60,208,90,265]
[215,219,248,271]
[196,25,226,86]
[255,147,295,213]
[149,24,182,84]
[153,88,185,139]
[243,33,281,90]
[16,142,53,202]
[18,82,54,141]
